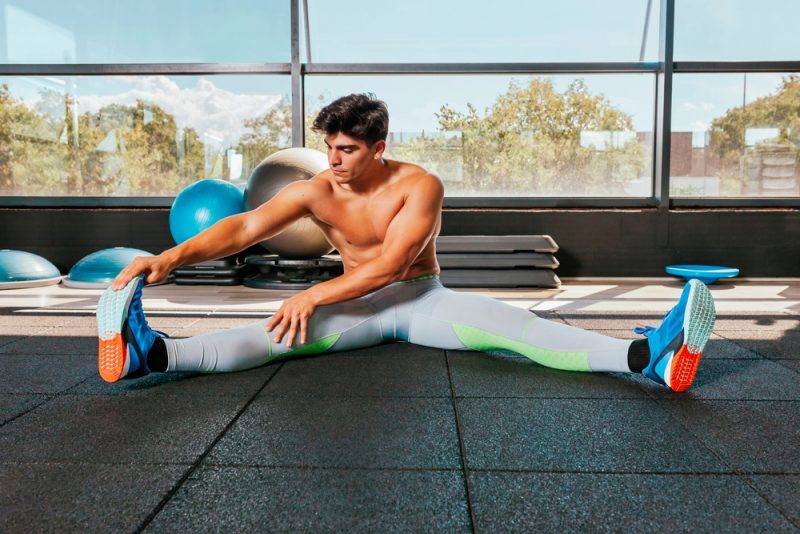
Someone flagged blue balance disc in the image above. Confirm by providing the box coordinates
[64,247,154,289]
[665,264,739,284]
[0,249,62,289]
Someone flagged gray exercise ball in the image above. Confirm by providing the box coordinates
[244,147,335,259]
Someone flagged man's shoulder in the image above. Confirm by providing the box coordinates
[392,160,443,188]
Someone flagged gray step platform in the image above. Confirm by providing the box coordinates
[435,235,558,254]
[439,269,560,288]
[436,252,558,269]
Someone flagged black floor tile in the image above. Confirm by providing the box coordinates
[448,352,647,398]
[0,394,47,425]
[0,463,185,533]
[775,360,800,374]
[748,475,800,528]
[469,472,795,533]
[0,354,95,394]
[70,364,279,397]
[457,398,726,472]
[207,397,460,469]
[716,331,800,360]
[0,332,96,355]
[637,359,800,400]
[149,466,470,533]
[262,343,450,398]
[659,400,800,473]
[0,395,244,463]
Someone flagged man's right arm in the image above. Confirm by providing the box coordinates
[111,181,314,290]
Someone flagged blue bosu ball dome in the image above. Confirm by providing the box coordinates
[64,247,153,289]
[0,249,62,289]
[169,179,245,245]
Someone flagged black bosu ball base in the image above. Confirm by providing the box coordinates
[243,255,344,290]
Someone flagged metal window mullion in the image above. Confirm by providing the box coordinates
[653,0,675,210]
[0,63,291,75]
[303,62,659,75]
[290,0,304,147]
[675,61,800,73]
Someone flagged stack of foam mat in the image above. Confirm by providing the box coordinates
[172,258,254,286]
[435,235,560,288]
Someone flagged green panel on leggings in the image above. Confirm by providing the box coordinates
[281,332,342,357]
[452,323,591,372]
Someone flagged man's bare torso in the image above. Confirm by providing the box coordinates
[303,159,442,280]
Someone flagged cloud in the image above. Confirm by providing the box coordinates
[76,76,282,147]
[689,120,710,131]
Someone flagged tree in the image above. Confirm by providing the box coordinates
[236,96,292,179]
[393,78,645,195]
[710,75,800,162]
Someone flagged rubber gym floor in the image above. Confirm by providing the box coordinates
[0,279,798,532]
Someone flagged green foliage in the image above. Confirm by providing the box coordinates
[710,75,800,162]
[393,78,646,195]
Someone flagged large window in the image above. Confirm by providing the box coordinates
[1,1,290,63]
[1,0,798,206]
[306,75,654,197]
[0,75,291,196]
[671,73,800,198]
[304,0,658,63]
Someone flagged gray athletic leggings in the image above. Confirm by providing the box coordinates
[164,275,633,374]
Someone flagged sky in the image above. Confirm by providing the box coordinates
[1,0,798,140]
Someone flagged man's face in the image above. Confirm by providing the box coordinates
[324,132,385,184]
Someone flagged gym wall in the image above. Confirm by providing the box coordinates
[2,208,798,278]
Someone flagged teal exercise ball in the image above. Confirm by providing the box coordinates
[169,179,245,245]
[0,249,61,289]
[64,247,154,289]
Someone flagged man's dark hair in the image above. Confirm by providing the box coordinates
[312,93,389,146]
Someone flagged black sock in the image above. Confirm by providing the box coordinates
[146,337,168,372]
[627,339,650,373]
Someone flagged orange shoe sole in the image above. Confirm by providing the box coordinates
[98,334,127,383]
[669,345,702,392]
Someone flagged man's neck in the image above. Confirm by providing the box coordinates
[340,158,392,195]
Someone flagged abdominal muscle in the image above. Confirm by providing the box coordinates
[317,224,440,282]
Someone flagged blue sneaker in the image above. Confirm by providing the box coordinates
[634,279,716,392]
[96,275,165,383]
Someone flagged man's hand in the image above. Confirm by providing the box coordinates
[111,254,175,291]
[266,291,317,348]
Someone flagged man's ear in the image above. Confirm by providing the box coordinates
[373,139,386,159]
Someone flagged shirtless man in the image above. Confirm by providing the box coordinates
[96,93,716,392]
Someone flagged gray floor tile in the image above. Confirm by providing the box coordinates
[748,475,800,528]
[638,359,800,400]
[208,397,461,469]
[469,472,794,533]
[659,400,800,473]
[149,466,470,533]
[712,316,800,332]
[0,395,244,463]
[263,343,450,398]
[457,398,726,472]
[717,331,800,360]
[0,463,185,533]
[559,312,664,330]
[448,352,647,398]
[0,394,48,425]
[0,354,95,394]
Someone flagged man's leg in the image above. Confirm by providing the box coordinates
[97,276,385,382]
[406,279,715,391]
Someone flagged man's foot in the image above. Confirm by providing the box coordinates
[96,275,164,383]
[635,279,716,392]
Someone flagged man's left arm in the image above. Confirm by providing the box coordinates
[267,174,444,347]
